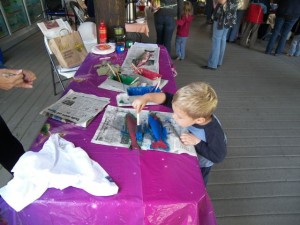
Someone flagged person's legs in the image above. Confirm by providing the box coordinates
[228,10,245,42]
[0,116,24,173]
[175,35,181,58]
[208,21,223,68]
[294,36,300,56]
[201,167,211,186]
[240,22,253,47]
[154,14,164,45]
[248,23,260,48]
[218,27,229,66]
[163,16,176,54]
[180,37,187,59]
[288,35,298,55]
[275,18,298,55]
[265,17,285,54]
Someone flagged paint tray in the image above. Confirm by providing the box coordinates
[127,86,161,96]
[110,74,136,85]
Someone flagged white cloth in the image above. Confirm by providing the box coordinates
[0,134,118,212]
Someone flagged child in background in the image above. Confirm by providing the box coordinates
[287,19,300,57]
[174,1,193,60]
[132,82,227,186]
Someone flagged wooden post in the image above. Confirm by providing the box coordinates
[93,0,125,43]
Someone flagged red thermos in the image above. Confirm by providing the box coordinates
[99,21,107,44]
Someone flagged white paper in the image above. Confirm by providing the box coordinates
[92,105,196,156]
[37,19,73,39]
[98,77,129,93]
[121,43,160,75]
[40,89,110,127]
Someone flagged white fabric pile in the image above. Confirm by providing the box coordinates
[0,134,118,212]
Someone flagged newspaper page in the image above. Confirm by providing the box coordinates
[121,43,160,75]
[92,105,196,157]
[40,90,110,127]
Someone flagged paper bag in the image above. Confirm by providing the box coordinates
[49,31,88,68]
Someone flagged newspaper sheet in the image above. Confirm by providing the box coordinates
[40,90,110,127]
[98,77,129,93]
[121,43,160,75]
[92,105,196,156]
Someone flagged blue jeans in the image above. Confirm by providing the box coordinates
[154,14,176,54]
[288,34,300,56]
[208,21,229,68]
[201,166,211,186]
[265,16,298,54]
[227,10,246,42]
[175,36,188,59]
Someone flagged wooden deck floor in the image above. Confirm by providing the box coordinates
[1,12,300,225]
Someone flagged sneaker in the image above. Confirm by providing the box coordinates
[286,53,293,57]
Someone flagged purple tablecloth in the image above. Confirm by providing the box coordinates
[0,47,217,225]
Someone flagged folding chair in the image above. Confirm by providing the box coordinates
[44,0,69,21]
[69,1,88,30]
[43,36,78,95]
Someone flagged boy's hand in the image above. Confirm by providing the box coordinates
[132,95,149,113]
[180,133,201,146]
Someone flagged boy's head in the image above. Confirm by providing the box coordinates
[171,82,218,127]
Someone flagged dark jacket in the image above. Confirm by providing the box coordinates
[276,0,300,19]
[155,0,184,19]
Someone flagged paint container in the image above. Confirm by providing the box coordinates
[116,44,125,54]
[127,86,161,96]
[110,74,135,85]
[126,39,133,48]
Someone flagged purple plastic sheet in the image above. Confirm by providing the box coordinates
[0,47,217,225]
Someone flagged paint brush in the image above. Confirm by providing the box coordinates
[107,63,121,82]
[136,112,143,141]
[129,76,140,85]
[154,77,161,91]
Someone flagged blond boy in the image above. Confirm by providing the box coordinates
[132,82,227,185]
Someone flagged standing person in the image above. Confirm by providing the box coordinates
[174,1,194,61]
[265,0,300,56]
[202,0,238,70]
[227,0,250,43]
[132,82,227,186]
[287,19,300,57]
[240,0,270,48]
[151,0,184,55]
[0,69,36,174]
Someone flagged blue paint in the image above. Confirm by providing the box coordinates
[148,113,169,151]
[127,86,161,96]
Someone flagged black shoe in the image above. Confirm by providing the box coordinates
[206,20,213,25]
[201,65,216,70]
